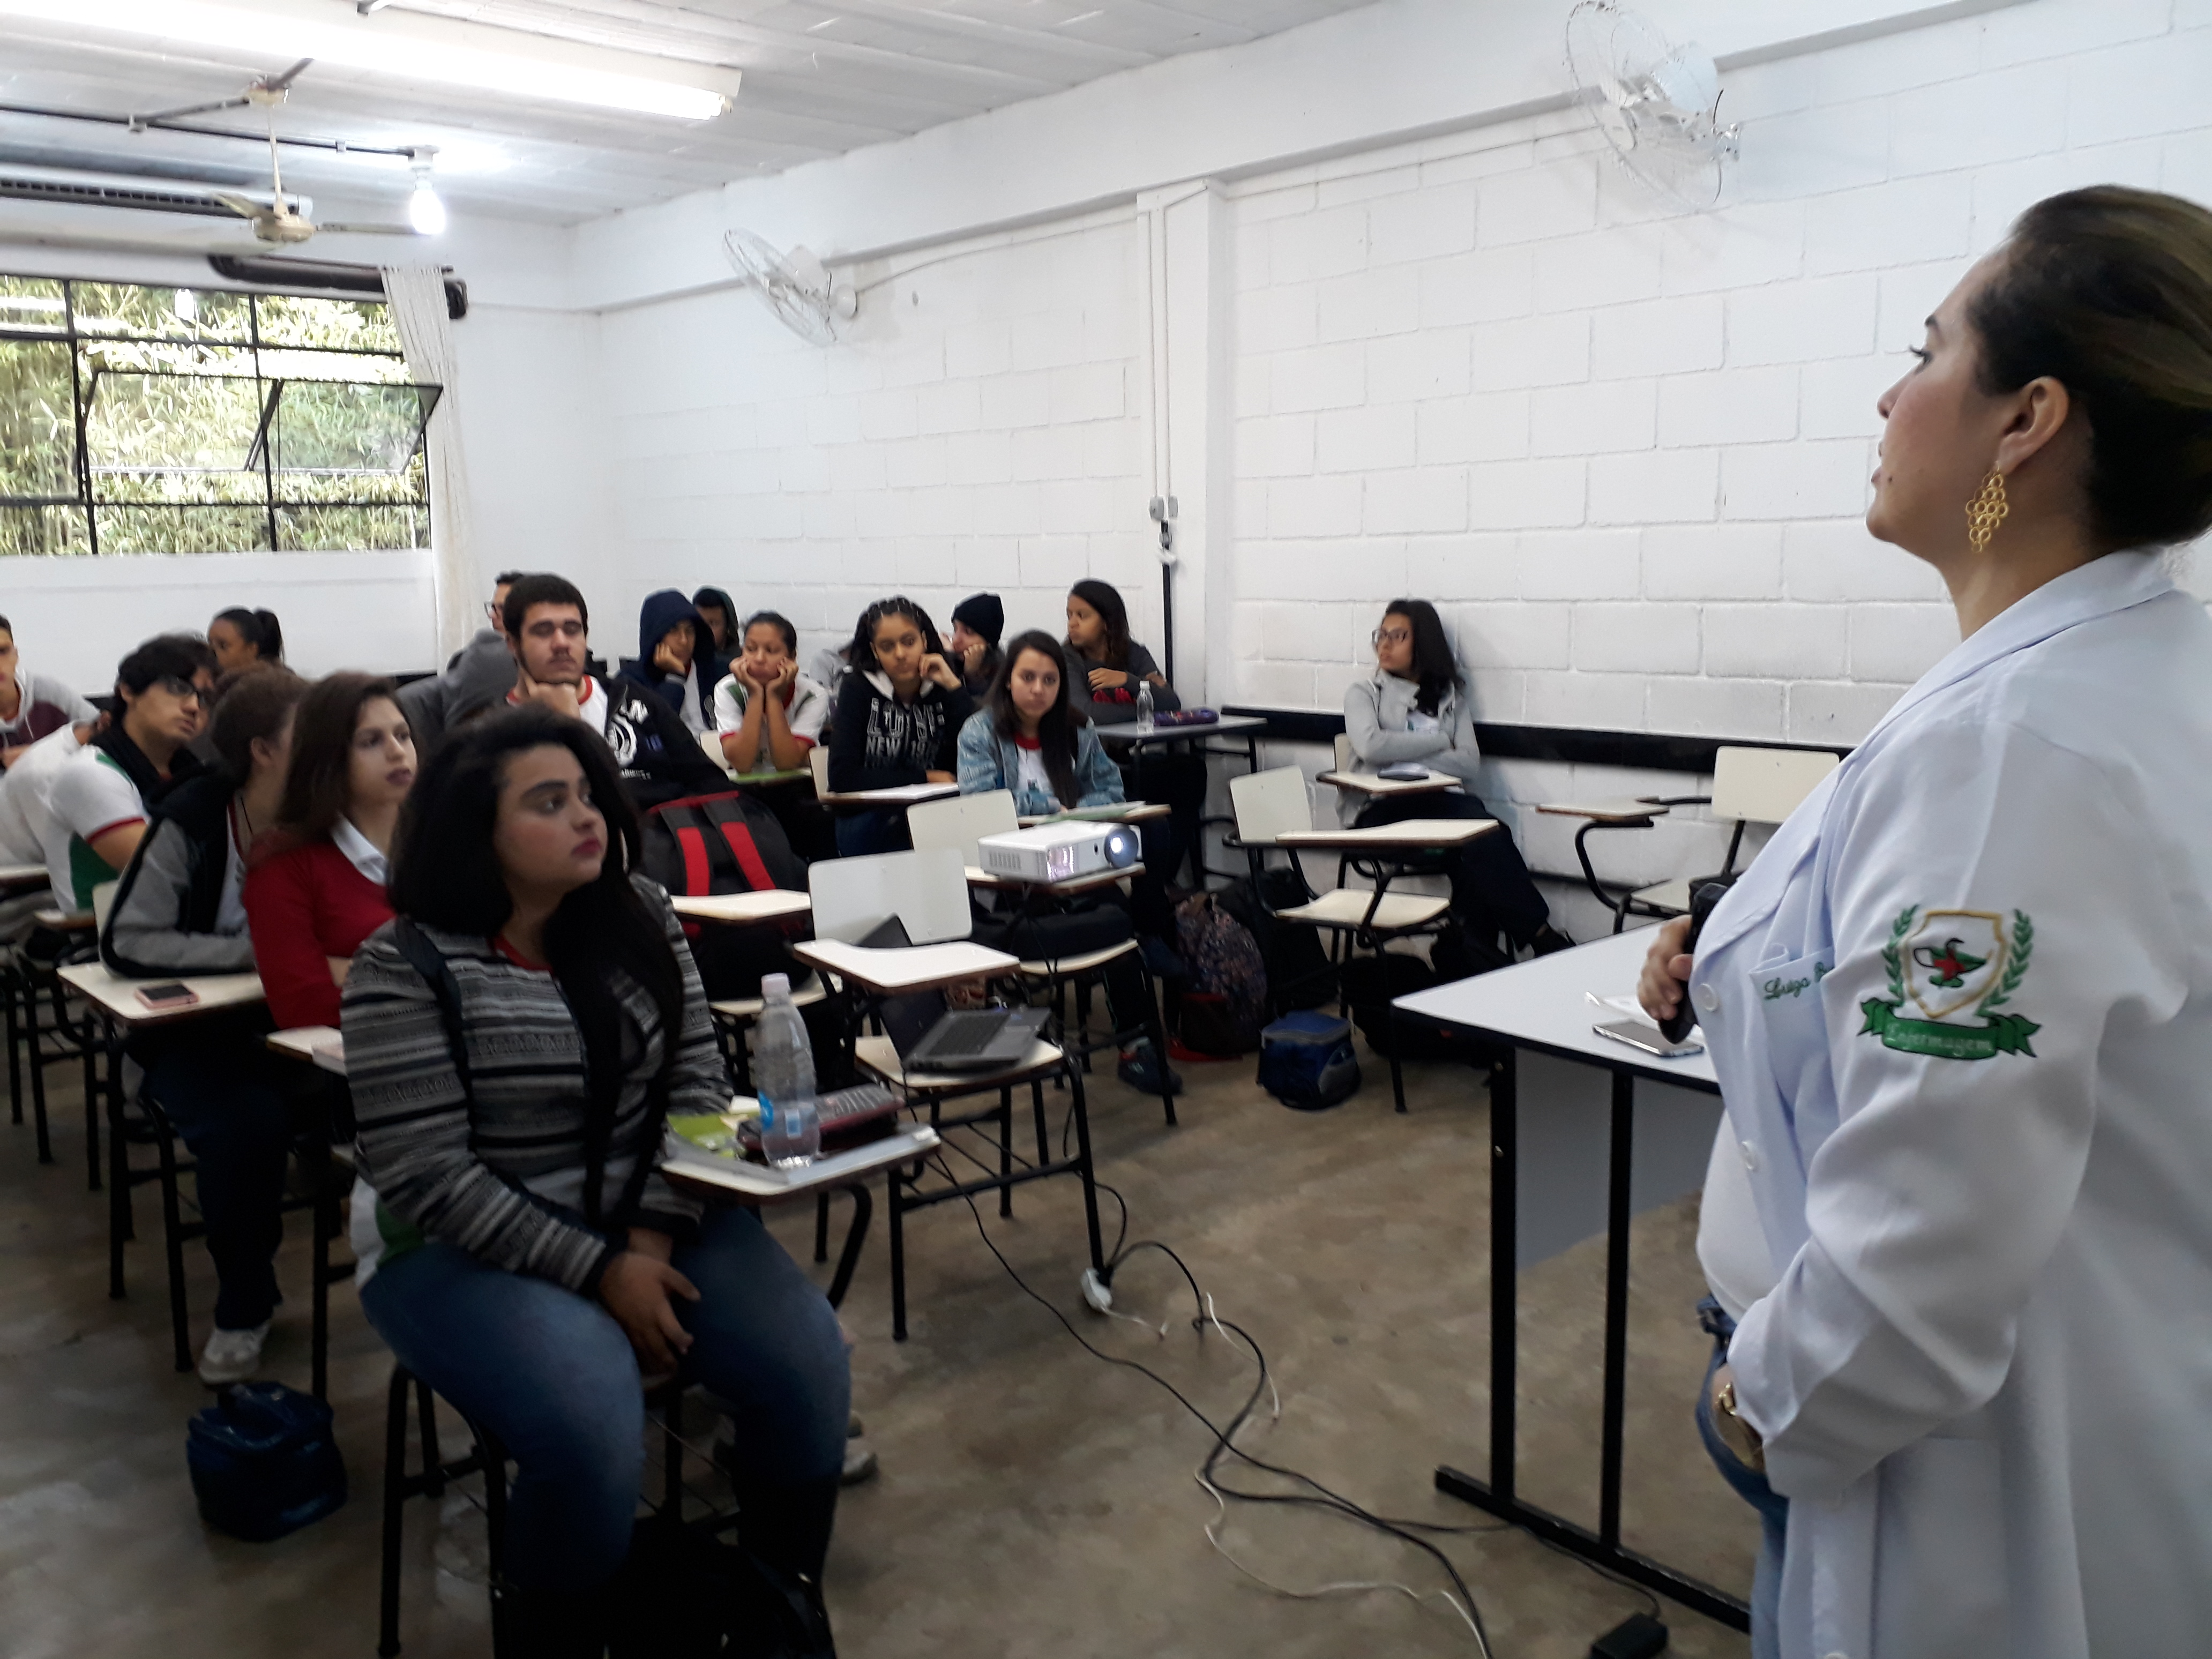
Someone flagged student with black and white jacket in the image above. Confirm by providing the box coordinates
[100,666,315,1384]
[1344,600,1570,962]
[826,596,975,857]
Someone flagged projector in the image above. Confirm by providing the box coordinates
[976,821,1140,883]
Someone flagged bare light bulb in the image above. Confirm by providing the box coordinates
[408,174,446,235]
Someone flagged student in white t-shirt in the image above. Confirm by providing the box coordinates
[46,634,217,913]
[713,610,834,861]
[714,610,828,776]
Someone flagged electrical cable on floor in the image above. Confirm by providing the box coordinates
[939,1159,1499,1655]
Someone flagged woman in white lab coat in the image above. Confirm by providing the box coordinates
[1641,186,2212,1659]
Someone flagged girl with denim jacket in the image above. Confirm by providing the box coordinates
[953,632,1180,1099]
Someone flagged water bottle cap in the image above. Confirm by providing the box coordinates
[760,972,790,999]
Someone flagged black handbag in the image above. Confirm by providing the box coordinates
[603,1512,834,1659]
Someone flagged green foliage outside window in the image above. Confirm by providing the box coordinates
[0,276,435,558]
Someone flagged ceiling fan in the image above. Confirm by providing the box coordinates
[130,58,430,243]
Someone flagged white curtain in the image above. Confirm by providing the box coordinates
[379,264,476,662]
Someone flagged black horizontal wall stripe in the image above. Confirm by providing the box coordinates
[1222,706,1852,775]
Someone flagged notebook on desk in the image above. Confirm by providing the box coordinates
[862,916,1045,1072]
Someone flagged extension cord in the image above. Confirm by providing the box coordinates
[1080,1268,1115,1313]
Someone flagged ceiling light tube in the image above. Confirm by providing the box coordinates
[0,0,735,121]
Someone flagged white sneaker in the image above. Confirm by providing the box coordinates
[198,1322,271,1386]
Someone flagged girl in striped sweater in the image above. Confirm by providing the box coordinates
[343,706,849,1655]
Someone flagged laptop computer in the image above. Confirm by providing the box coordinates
[861,916,1049,1073]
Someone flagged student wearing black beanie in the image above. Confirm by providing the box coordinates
[947,593,1004,697]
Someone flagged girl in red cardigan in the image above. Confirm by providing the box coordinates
[243,673,415,1029]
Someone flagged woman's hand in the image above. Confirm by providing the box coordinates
[924,769,956,784]
[1088,667,1129,692]
[958,638,987,674]
[1636,915,1697,1024]
[653,639,688,677]
[774,657,799,693]
[599,1248,699,1379]
[920,653,962,691]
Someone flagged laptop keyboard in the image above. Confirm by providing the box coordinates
[927,1011,1012,1058]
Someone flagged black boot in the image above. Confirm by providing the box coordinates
[494,1581,608,1659]
[728,1473,840,1659]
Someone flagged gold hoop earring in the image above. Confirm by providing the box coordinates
[1966,469,2009,554]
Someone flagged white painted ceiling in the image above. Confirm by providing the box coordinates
[0,0,1383,228]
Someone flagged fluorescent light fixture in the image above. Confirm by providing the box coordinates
[0,0,735,121]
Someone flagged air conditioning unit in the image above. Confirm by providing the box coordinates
[0,164,305,222]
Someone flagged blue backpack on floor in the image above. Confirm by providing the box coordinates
[187,1381,347,1542]
[1256,1011,1361,1111]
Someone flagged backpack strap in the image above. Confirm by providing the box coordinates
[391,917,472,1108]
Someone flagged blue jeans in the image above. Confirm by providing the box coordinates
[1694,1297,1786,1659]
[143,1028,296,1332]
[833,807,910,858]
[360,1206,850,1591]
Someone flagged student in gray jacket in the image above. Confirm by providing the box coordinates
[100,667,315,1385]
[1344,600,1570,962]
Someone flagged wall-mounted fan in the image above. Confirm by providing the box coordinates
[723,229,857,345]
[1565,1,1739,210]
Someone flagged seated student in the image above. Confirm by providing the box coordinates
[46,634,216,913]
[0,718,100,947]
[209,607,285,674]
[827,597,975,858]
[345,707,848,1650]
[102,667,312,1382]
[242,674,413,1029]
[1345,599,1571,962]
[955,632,1180,1095]
[505,574,724,812]
[0,615,97,771]
[946,593,1005,699]
[1062,579,1205,893]
[615,589,721,737]
[691,586,739,659]
[715,610,833,860]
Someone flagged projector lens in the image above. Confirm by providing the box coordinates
[1103,827,1138,869]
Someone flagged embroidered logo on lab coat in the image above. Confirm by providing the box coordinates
[1860,906,2040,1060]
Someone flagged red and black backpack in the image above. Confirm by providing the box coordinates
[639,790,810,1000]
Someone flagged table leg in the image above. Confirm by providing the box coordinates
[1433,1050,1750,1631]
[1598,1068,1634,1546]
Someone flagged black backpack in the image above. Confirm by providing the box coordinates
[1216,870,1338,1013]
[640,790,810,1001]
[1339,950,1467,1060]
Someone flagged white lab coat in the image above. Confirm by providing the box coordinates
[1691,552,2212,1659]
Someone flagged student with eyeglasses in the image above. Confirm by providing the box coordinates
[1344,600,1570,965]
[44,634,217,913]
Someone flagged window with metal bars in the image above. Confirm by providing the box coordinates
[0,273,439,558]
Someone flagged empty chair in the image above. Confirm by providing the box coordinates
[1229,766,1452,1111]
[1544,745,1841,933]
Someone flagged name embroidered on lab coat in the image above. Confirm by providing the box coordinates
[1860,905,2041,1059]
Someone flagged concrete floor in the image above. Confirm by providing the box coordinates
[1,1035,1755,1659]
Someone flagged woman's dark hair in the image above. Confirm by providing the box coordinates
[387,706,684,1219]
[742,609,798,655]
[1970,185,2212,550]
[1382,599,1463,717]
[1066,579,1131,669]
[214,606,283,663]
[209,666,309,782]
[988,629,1087,807]
[851,596,943,676]
[275,671,402,841]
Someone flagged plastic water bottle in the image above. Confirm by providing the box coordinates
[1135,680,1155,730]
[751,974,820,1168]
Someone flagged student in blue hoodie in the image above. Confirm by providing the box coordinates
[615,589,724,737]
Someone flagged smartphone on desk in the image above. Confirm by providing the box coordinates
[134,982,199,1010]
[1593,1018,1702,1058]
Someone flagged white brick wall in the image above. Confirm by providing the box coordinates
[594,212,1151,666]
[1225,0,2212,754]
